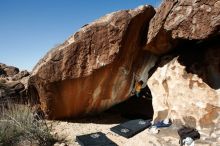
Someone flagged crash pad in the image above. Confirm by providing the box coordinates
[76,132,117,146]
[110,119,151,138]
[153,120,172,128]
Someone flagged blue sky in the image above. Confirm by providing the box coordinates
[0,0,161,71]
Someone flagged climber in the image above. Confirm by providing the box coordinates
[134,80,144,98]
[131,80,152,100]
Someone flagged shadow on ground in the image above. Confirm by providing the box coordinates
[64,95,153,125]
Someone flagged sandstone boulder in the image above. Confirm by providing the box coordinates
[12,70,30,81]
[0,64,7,78]
[0,81,26,102]
[28,5,156,119]
[4,66,19,77]
[0,68,6,77]
[148,39,220,139]
[0,78,6,84]
[0,63,6,69]
[0,63,30,103]
[145,0,220,54]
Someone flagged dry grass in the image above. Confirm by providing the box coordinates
[0,103,57,146]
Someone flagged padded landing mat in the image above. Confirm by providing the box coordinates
[76,132,117,146]
[154,120,172,128]
[110,119,151,138]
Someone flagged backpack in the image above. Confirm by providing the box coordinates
[178,126,200,145]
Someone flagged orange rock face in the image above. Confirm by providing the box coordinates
[145,0,220,54]
[28,6,156,119]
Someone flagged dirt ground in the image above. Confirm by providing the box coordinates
[48,113,219,146]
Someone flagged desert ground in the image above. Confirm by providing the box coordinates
[50,112,218,146]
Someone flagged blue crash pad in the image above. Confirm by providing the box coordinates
[153,120,172,128]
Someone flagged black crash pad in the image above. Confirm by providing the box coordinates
[76,132,117,146]
[110,119,151,138]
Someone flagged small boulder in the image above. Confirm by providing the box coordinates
[12,70,30,81]
[14,82,25,92]
[0,68,6,76]
[0,63,6,69]
[4,66,19,77]
[0,63,29,103]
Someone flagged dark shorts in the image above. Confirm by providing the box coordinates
[135,92,141,97]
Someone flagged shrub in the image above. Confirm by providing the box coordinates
[0,103,57,146]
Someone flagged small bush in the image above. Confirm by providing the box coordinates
[0,103,57,146]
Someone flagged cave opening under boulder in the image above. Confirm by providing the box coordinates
[105,86,154,120]
[149,35,220,90]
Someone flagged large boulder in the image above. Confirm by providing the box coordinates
[148,39,220,139]
[145,0,220,54]
[28,5,156,119]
